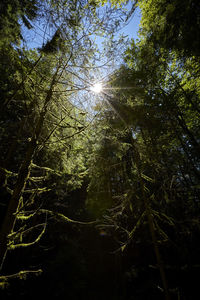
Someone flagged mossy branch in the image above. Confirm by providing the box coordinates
[39,209,97,225]
[8,223,46,241]
[0,269,42,289]
[8,222,46,250]
[31,163,61,176]
[29,176,47,182]
[121,210,146,252]
[0,167,18,178]
[152,210,175,226]
[24,187,51,194]
[16,212,36,220]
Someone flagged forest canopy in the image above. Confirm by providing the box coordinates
[0,1,200,299]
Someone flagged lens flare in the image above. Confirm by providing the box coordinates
[90,83,102,93]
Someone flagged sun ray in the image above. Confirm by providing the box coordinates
[90,83,103,93]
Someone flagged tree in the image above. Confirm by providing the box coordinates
[0,0,134,286]
[138,0,200,57]
[87,17,200,297]
[0,0,39,47]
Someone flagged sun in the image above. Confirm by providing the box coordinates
[90,83,103,93]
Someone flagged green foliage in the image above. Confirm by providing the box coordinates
[0,0,134,287]
[138,0,200,56]
[85,7,200,295]
[0,0,39,47]
[99,0,137,7]
[39,28,67,54]
[1,0,200,298]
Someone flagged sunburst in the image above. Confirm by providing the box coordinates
[90,83,103,93]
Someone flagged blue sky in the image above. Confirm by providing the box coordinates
[20,1,141,109]
[119,5,141,41]
[22,2,141,50]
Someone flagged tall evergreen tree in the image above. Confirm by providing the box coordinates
[0,0,133,287]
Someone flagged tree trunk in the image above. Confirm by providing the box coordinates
[130,137,171,300]
[0,68,58,271]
